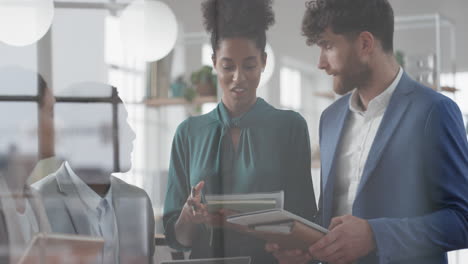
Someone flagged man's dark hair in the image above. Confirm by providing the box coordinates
[302,0,395,53]
[201,0,275,54]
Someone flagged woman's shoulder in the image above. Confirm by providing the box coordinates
[260,100,307,127]
[175,112,219,136]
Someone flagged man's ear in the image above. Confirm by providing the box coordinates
[358,31,375,56]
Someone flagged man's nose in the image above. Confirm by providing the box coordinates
[317,52,328,70]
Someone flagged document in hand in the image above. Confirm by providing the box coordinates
[16,232,104,264]
[205,191,283,213]
[226,209,327,250]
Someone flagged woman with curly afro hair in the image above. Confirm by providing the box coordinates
[163,0,318,262]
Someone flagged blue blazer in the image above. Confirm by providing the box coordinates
[318,72,468,264]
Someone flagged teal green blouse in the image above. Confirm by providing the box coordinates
[163,98,317,262]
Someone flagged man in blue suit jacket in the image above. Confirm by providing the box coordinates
[267,0,468,263]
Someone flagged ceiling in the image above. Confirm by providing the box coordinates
[163,0,468,72]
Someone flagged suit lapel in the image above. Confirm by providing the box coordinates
[320,98,350,224]
[55,165,93,235]
[26,188,51,233]
[355,73,415,199]
[321,99,350,192]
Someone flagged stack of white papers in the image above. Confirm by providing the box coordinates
[205,191,284,214]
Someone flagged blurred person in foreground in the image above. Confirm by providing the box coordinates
[34,84,155,264]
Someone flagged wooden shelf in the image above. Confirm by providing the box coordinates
[144,96,218,107]
[441,86,458,93]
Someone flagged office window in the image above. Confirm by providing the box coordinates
[0,103,38,175]
[202,43,213,66]
[441,72,468,115]
[280,67,302,110]
[0,68,47,167]
[52,8,109,93]
[202,102,217,114]
[55,103,114,173]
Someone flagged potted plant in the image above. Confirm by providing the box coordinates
[170,75,187,98]
[183,86,197,102]
[191,65,217,96]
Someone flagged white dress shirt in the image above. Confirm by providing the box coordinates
[333,68,403,217]
[65,162,119,264]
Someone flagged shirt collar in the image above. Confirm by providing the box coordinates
[349,67,403,117]
[65,161,113,212]
[215,97,267,129]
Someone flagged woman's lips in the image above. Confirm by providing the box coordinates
[231,87,247,96]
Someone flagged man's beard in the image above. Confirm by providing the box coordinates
[333,57,371,96]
